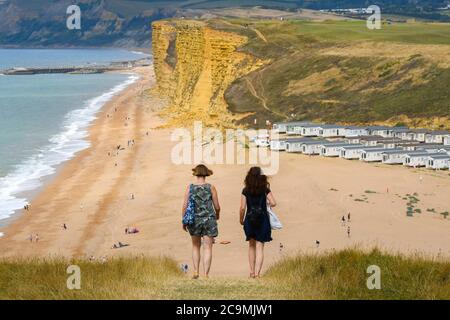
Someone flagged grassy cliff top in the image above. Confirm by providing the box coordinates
[196,18,450,128]
[1,249,449,299]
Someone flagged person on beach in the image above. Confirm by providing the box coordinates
[239,167,276,278]
[182,164,220,279]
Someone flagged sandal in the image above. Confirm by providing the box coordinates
[192,273,200,280]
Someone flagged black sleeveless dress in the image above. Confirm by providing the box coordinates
[242,187,272,243]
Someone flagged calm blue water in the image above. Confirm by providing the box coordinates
[0,48,149,70]
[0,49,142,226]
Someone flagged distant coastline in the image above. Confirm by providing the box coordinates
[0,48,151,230]
[1,58,151,75]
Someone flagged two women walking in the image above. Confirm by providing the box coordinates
[182,164,277,279]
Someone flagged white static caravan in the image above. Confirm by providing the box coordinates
[358,135,387,146]
[381,149,412,164]
[367,126,392,138]
[403,152,442,168]
[425,131,450,144]
[300,140,332,155]
[391,127,411,140]
[408,129,430,142]
[360,148,386,162]
[339,145,375,159]
[317,125,345,138]
[426,154,450,170]
[285,138,323,153]
[377,139,403,149]
[395,142,424,151]
[271,137,312,151]
[343,126,369,138]
[417,144,447,154]
[300,124,322,137]
[320,143,355,157]
[272,123,288,134]
[394,129,412,140]
[270,139,287,151]
[277,121,311,135]
[443,135,450,146]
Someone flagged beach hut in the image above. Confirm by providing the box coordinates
[381,149,413,164]
[403,152,443,168]
[317,125,346,138]
[425,130,450,144]
[342,126,369,138]
[426,154,450,170]
[360,148,386,162]
[299,140,332,155]
[339,145,376,159]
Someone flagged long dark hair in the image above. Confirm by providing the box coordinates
[244,167,269,195]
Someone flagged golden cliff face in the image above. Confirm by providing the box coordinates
[152,20,266,128]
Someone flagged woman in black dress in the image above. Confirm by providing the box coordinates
[239,167,277,278]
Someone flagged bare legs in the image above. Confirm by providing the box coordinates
[191,236,201,278]
[191,236,214,278]
[202,236,213,277]
[248,239,256,277]
[255,241,265,277]
[248,239,265,278]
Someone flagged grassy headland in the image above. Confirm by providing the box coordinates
[215,19,450,128]
[1,249,449,300]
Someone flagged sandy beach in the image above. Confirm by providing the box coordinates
[0,65,449,277]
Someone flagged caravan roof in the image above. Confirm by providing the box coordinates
[428,154,450,160]
[381,149,411,155]
[428,130,450,136]
[319,124,346,129]
[321,142,354,147]
[300,140,331,145]
[281,137,314,143]
[340,144,373,150]
[361,148,387,153]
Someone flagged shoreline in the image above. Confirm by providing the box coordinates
[0,70,141,231]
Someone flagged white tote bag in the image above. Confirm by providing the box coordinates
[268,206,283,230]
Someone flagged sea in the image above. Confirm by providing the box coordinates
[0,48,149,232]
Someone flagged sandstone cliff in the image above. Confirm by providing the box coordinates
[152,20,266,128]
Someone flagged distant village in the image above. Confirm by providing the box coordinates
[257,122,450,170]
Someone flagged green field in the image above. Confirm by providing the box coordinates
[1,249,449,300]
[212,19,450,127]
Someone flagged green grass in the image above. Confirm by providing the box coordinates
[218,18,450,126]
[282,20,450,45]
[1,249,448,300]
